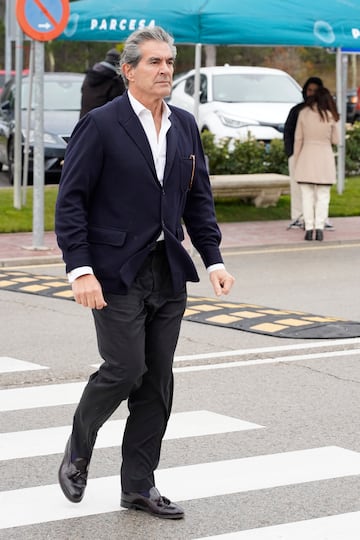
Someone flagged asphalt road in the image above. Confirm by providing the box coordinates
[1,242,360,539]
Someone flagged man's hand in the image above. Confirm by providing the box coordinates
[72,274,107,309]
[209,269,235,297]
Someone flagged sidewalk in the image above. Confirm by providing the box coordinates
[0,216,359,267]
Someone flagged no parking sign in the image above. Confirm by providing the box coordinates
[16,0,70,42]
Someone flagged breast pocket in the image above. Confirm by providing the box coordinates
[179,155,196,192]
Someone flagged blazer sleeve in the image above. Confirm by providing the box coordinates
[55,114,104,271]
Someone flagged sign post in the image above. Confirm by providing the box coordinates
[32,40,45,249]
[13,21,24,210]
[15,0,69,249]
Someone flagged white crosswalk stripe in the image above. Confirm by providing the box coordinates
[1,368,360,536]
[0,356,48,373]
[0,411,263,460]
[193,511,360,539]
[1,446,360,530]
[0,381,86,411]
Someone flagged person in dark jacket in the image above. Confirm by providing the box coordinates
[79,48,125,118]
[284,77,324,229]
[56,26,234,520]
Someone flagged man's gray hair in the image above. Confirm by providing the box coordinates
[120,26,177,87]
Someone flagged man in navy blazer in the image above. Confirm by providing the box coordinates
[56,26,234,520]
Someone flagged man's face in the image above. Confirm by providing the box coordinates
[306,83,320,97]
[123,40,174,100]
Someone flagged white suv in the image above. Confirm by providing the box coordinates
[168,65,302,143]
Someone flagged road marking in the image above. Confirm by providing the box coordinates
[0,411,263,460]
[174,338,360,362]
[0,381,86,412]
[224,242,360,256]
[193,511,360,539]
[2,347,358,411]
[0,446,359,529]
[173,348,359,373]
[0,356,48,373]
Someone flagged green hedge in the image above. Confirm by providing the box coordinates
[201,124,360,177]
[345,123,360,176]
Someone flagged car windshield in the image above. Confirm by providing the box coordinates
[21,79,82,111]
[212,74,301,103]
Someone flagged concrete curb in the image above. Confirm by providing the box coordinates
[0,255,63,268]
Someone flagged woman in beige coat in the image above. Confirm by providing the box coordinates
[293,87,339,241]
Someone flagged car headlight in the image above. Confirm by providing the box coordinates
[215,111,260,129]
[22,129,60,145]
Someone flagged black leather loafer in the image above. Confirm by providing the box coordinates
[315,229,324,241]
[304,230,313,241]
[121,487,184,519]
[58,438,89,503]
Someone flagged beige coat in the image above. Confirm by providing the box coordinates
[293,107,339,185]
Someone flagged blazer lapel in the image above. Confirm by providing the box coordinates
[163,114,178,185]
[117,94,157,178]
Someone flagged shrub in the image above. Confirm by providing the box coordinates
[201,131,232,174]
[228,138,267,174]
[264,139,289,175]
[201,131,289,175]
[201,126,360,177]
[345,122,360,176]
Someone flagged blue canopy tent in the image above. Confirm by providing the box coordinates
[195,0,360,192]
[199,0,360,48]
[61,0,360,49]
[61,0,202,43]
[60,0,360,190]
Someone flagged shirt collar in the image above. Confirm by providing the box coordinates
[128,90,171,121]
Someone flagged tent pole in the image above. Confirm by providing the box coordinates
[194,43,202,124]
[336,48,347,194]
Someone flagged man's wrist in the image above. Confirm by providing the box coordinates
[67,266,94,283]
[207,263,225,274]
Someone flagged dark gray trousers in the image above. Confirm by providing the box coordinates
[70,244,187,492]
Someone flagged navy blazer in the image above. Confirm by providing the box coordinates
[55,92,223,294]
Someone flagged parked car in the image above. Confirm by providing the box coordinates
[168,65,302,145]
[0,72,84,183]
[0,69,30,94]
[346,87,360,123]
